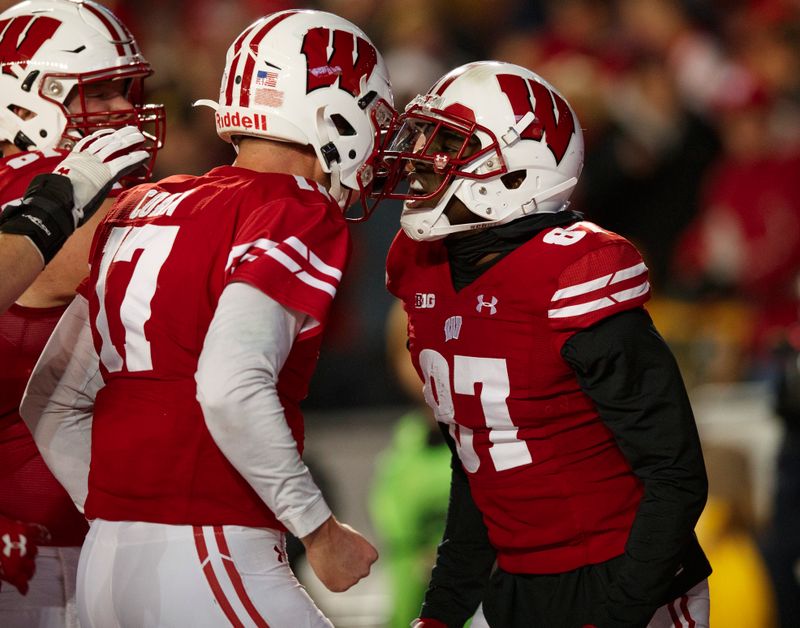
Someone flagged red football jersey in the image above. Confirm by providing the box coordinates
[0,150,90,547]
[82,166,350,528]
[387,220,650,574]
[0,148,68,209]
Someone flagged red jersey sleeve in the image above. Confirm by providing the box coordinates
[227,196,350,326]
[548,241,651,348]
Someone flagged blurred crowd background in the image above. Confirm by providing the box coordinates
[4,0,799,625]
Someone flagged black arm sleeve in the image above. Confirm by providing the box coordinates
[561,309,708,628]
[0,173,76,263]
[419,423,496,627]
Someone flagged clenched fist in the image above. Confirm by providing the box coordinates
[302,515,378,592]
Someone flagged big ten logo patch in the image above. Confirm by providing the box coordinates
[415,293,435,309]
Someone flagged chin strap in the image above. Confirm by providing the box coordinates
[520,176,578,215]
[328,162,354,210]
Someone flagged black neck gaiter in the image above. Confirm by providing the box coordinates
[444,210,582,291]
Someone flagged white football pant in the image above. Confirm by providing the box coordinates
[648,579,710,628]
[0,546,80,628]
[77,519,332,627]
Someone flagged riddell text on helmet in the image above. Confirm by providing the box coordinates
[215,111,268,131]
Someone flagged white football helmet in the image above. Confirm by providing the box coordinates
[376,61,584,241]
[195,9,394,216]
[0,0,164,181]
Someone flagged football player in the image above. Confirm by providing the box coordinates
[0,1,163,625]
[21,9,393,627]
[379,61,711,628]
[0,0,164,314]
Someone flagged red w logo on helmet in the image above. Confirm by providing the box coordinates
[0,15,61,77]
[301,27,377,97]
[496,74,575,165]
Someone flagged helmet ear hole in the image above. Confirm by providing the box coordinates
[501,169,526,190]
[330,113,356,136]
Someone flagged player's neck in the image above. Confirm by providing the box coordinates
[0,142,21,158]
[233,138,331,189]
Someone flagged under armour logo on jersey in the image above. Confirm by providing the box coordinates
[444,315,462,342]
[415,293,436,309]
[1,533,26,558]
[476,295,498,315]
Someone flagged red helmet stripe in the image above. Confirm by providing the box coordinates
[433,74,457,97]
[223,21,259,107]
[114,11,140,56]
[81,1,128,57]
[238,11,295,107]
[432,62,483,96]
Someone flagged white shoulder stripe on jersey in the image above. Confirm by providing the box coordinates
[228,237,340,297]
[267,248,337,297]
[549,297,615,319]
[292,175,333,201]
[548,280,650,319]
[611,280,650,303]
[293,175,315,191]
[551,273,612,301]
[225,238,277,271]
[609,262,648,284]
[296,271,337,297]
[267,247,301,272]
[551,261,647,301]
[284,236,342,280]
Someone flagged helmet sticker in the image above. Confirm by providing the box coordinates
[0,16,61,77]
[301,27,377,97]
[496,73,575,164]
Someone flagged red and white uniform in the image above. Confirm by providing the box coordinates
[387,220,650,574]
[22,166,349,627]
[0,149,68,209]
[81,166,348,528]
[0,149,89,628]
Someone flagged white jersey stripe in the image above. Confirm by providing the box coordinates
[227,237,340,297]
[296,271,337,297]
[551,274,612,301]
[267,247,302,272]
[551,262,648,302]
[314,182,332,201]
[610,262,648,284]
[267,249,338,297]
[611,280,650,303]
[548,297,615,319]
[293,175,315,191]
[285,236,343,280]
[549,280,649,319]
[225,238,277,271]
